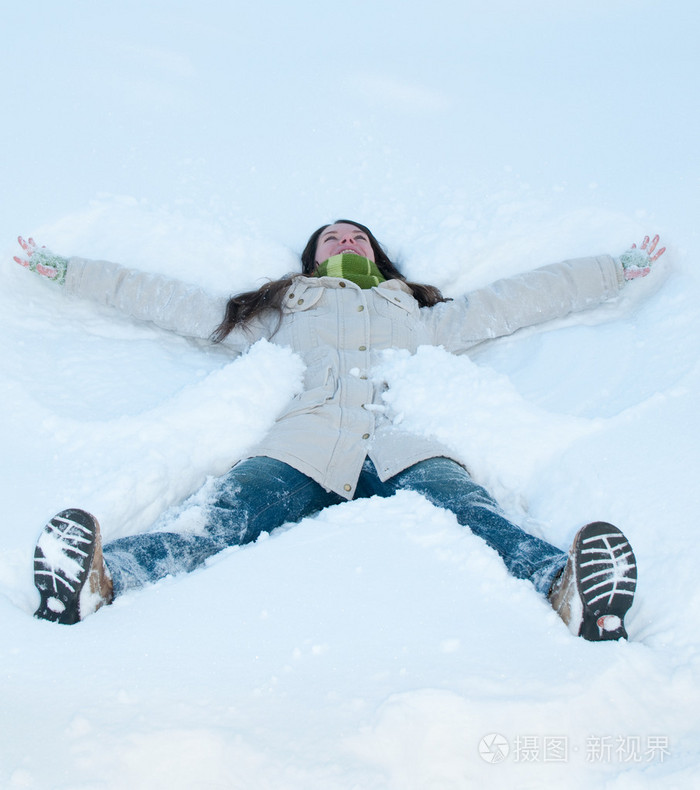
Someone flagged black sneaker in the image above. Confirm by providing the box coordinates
[33,508,111,625]
[549,521,637,641]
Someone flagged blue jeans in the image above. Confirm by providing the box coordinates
[103,456,567,598]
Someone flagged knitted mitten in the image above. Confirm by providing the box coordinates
[26,247,69,285]
[14,237,68,285]
[618,248,653,281]
[618,234,665,281]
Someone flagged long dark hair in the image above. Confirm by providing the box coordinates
[211,219,450,342]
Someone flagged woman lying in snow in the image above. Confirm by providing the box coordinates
[15,222,665,639]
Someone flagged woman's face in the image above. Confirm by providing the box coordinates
[314,223,375,266]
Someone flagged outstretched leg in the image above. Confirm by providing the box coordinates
[103,456,342,595]
[34,457,341,622]
[366,457,567,595]
[363,458,636,640]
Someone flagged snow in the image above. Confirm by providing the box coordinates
[2,1,700,787]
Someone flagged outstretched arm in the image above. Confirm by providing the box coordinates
[426,234,666,353]
[12,236,250,348]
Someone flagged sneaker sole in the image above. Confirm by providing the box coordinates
[33,508,99,625]
[575,521,637,641]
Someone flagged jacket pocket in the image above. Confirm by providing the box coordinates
[372,288,419,318]
[370,289,420,350]
[278,347,338,419]
[278,375,337,420]
[282,282,325,314]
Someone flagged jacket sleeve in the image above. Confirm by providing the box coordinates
[63,256,268,352]
[424,254,625,353]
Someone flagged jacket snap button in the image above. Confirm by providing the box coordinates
[297,298,304,305]
[358,345,366,351]
[362,433,370,440]
[339,281,346,287]
[357,305,365,312]
[288,293,295,299]
[344,483,352,492]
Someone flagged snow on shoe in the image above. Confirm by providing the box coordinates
[33,508,109,625]
[550,521,637,641]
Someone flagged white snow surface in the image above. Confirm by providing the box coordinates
[2,1,700,788]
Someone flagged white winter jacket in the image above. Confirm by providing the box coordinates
[64,254,625,498]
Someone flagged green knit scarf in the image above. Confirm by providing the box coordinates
[314,253,386,289]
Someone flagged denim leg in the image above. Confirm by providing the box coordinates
[364,457,567,595]
[103,457,342,596]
